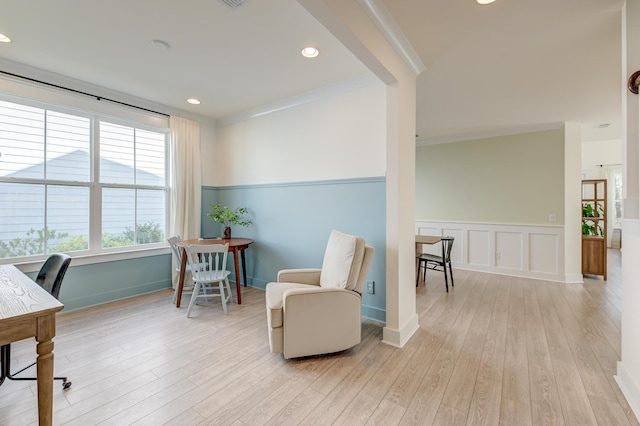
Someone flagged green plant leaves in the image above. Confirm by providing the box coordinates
[207,204,253,227]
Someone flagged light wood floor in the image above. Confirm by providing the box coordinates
[1,249,637,425]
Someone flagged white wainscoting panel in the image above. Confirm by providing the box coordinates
[496,231,523,270]
[529,233,559,275]
[416,221,565,282]
[468,230,491,267]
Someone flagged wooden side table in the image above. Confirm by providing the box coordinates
[175,238,254,306]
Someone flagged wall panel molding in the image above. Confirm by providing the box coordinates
[416,220,566,282]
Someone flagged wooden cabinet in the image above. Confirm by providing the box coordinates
[581,179,607,280]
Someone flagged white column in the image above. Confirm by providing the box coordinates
[383,81,419,348]
[617,0,640,421]
[564,123,583,283]
[299,0,419,347]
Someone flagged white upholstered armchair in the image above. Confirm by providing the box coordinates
[265,230,375,359]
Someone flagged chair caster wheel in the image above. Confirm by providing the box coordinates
[62,380,72,389]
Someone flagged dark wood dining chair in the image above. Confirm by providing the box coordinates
[416,236,455,291]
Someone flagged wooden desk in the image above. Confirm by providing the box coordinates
[175,238,254,307]
[416,234,442,259]
[0,265,64,426]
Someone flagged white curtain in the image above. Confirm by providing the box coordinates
[169,116,202,242]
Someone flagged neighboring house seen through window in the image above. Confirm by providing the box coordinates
[0,97,168,260]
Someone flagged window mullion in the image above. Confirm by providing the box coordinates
[90,117,102,252]
[43,111,48,254]
[133,128,137,244]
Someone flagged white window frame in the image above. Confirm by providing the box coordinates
[0,92,171,271]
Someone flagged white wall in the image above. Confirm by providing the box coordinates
[215,82,387,186]
[416,128,566,225]
[617,0,640,421]
[416,125,584,283]
[582,139,623,178]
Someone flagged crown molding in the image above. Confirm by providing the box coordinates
[218,73,379,126]
[357,0,426,76]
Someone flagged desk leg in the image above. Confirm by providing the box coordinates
[240,249,247,287]
[176,248,188,308]
[232,249,242,304]
[36,315,55,426]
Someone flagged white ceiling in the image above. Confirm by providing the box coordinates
[0,0,625,143]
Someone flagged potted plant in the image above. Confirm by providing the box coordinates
[582,202,604,236]
[208,204,252,239]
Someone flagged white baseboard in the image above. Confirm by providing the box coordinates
[382,313,419,348]
[564,273,584,283]
[616,362,640,422]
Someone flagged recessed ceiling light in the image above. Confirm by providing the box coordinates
[151,39,170,50]
[187,98,201,105]
[477,0,496,4]
[0,33,11,43]
[301,47,319,58]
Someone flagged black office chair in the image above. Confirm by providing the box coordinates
[416,237,455,292]
[0,253,72,389]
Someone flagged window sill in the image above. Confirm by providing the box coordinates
[4,246,171,273]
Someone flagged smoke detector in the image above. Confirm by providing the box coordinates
[218,0,245,9]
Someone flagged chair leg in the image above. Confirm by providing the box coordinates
[187,282,201,318]
[423,261,427,284]
[449,261,454,288]
[172,285,179,304]
[219,281,228,314]
[202,282,212,303]
[0,344,71,389]
[443,263,449,292]
[0,344,10,387]
[416,260,420,287]
[225,279,232,303]
[174,281,196,305]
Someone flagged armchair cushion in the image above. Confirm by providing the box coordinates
[319,230,365,290]
[265,282,312,329]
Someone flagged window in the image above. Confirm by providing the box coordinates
[613,170,623,228]
[0,97,168,260]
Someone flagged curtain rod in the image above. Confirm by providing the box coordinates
[596,163,622,167]
[0,70,170,118]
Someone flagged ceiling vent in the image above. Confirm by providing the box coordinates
[218,0,245,9]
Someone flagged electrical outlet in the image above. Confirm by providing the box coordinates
[366,280,375,294]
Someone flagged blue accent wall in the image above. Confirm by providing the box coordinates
[26,254,173,312]
[41,177,386,320]
[201,177,387,322]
